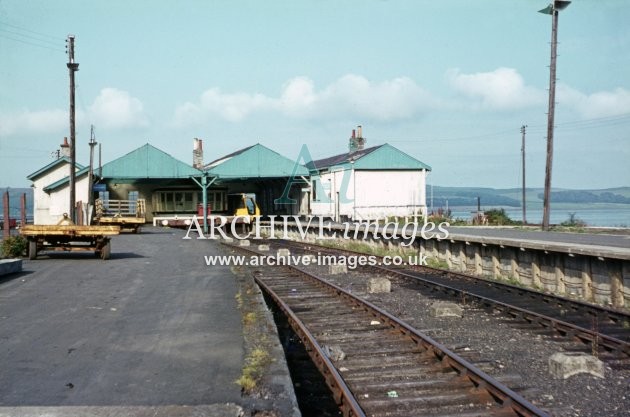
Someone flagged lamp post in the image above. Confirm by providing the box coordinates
[540,0,571,231]
[350,158,356,220]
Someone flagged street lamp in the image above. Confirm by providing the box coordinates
[349,157,356,220]
[540,0,571,231]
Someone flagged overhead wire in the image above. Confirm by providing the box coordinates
[0,20,65,52]
[0,28,61,47]
[0,21,64,41]
[0,33,64,52]
[387,113,630,144]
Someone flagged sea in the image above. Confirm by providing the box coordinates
[448,205,630,227]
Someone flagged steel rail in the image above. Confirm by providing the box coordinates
[281,239,628,324]
[254,272,366,417]
[229,243,551,417]
[379,266,629,356]
[277,239,630,356]
[290,266,550,417]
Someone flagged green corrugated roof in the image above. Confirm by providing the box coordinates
[310,143,431,171]
[354,144,431,170]
[206,143,308,178]
[27,157,84,180]
[100,143,201,179]
[43,166,90,192]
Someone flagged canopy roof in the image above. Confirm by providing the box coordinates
[100,144,202,179]
[205,143,308,178]
[308,143,431,172]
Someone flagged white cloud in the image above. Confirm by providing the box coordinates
[0,109,67,137]
[447,67,546,110]
[558,85,630,118]
[88,88,148,129]
[279,76,317,115]
[173,74,435,125]
[317,75,434,120]
[0,88,148,138]
[200,89,273,122]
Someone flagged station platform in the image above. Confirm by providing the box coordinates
[446,226,630,260]
[0,227,299,417]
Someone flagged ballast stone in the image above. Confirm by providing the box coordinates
[429,301,463,318]
[367,277,391,293]
[329,264,348,274]
[548,352,604,379]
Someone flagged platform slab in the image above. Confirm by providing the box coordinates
[0,258,22,276]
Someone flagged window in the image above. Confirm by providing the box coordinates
[196,190,227,211]
[128,191,139,213]
[154,190,196,212]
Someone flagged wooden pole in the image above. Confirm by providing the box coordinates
[521,125,527,224]
[20,193,26,227]
[67,35,79,221]
[2,191,9,239]
[542,9,559,231]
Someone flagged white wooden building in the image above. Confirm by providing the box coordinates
[27,157,88,225]
[308,137,431,221]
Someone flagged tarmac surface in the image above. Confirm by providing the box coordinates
[446,226,630,249]
[0,228,245,416]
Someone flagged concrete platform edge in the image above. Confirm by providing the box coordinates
[0,258,22,276]
[251,276,302,417]
[0,403,244,417]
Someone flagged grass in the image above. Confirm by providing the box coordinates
[243,312,257,326]
[503,276,523,287]
[233,275,274,394]
[427,258,449,270]
[236,346,272,392]
[320,238,419,259]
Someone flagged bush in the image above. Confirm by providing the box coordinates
[560,213,587,228]
[484,209,521,226]
[1,235,27,258]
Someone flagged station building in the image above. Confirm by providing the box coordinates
[27,128,430,224]
[308,128,431,221]
[27,138,89,224]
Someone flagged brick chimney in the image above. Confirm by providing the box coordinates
[193,138,204,169]
[348,125,366,153]
[60,137,71,158]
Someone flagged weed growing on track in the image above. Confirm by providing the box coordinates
[231,264,275,394]
[237,347,272,392]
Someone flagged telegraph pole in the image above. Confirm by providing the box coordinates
[540,0,571,231]
[521,125,527,224]
[66,35,79,222]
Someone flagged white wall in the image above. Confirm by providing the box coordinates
[309,168,427,221]
[31,162,89,224]
[47,176,89,223]
[32,162,71,224]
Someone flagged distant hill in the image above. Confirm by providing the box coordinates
[429,186,521,207]
[0,188,34,218]
[537,190,630,204]
[429,186,630,207]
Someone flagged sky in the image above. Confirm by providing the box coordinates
[1,0,629,189]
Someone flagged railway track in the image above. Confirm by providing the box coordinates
[274,239,630,358]
[228,242,550,417]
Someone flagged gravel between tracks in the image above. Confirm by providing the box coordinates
[302,261,630,417]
